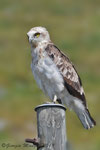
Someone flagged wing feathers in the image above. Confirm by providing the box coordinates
[45,43,87,106]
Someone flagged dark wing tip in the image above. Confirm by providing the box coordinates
[64,79,87,106]
[86,108,96,126]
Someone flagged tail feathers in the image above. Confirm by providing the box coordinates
[76,109,96,129]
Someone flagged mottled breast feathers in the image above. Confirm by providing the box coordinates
[45,44,87,106]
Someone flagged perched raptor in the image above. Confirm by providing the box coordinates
[27,26,96,129]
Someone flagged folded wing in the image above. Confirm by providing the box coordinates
[45,43,87,106]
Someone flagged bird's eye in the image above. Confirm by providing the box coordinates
[34,32,40,38]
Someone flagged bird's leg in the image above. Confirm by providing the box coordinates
[53,95,57,103]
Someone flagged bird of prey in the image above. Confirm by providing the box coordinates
[27,26,96,129]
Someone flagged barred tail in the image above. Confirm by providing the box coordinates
[76,108,96,129]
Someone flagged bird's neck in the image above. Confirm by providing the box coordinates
[31,40,51,51]
[31,40,51,57]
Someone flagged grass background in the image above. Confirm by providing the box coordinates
[0,0,100,150]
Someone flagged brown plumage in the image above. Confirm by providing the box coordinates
[45,43,96,129]
[45,44,86,104]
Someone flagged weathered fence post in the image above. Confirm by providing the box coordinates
[26,103,68,150]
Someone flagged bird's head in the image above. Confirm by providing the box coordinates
[27,26,50,47]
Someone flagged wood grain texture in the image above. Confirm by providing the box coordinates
[35,103,67,150]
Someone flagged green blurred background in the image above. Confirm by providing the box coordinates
[0,0,100,150]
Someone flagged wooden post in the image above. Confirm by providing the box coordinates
[26,103,68,150]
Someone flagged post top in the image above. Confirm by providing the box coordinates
[35,103,66,111]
